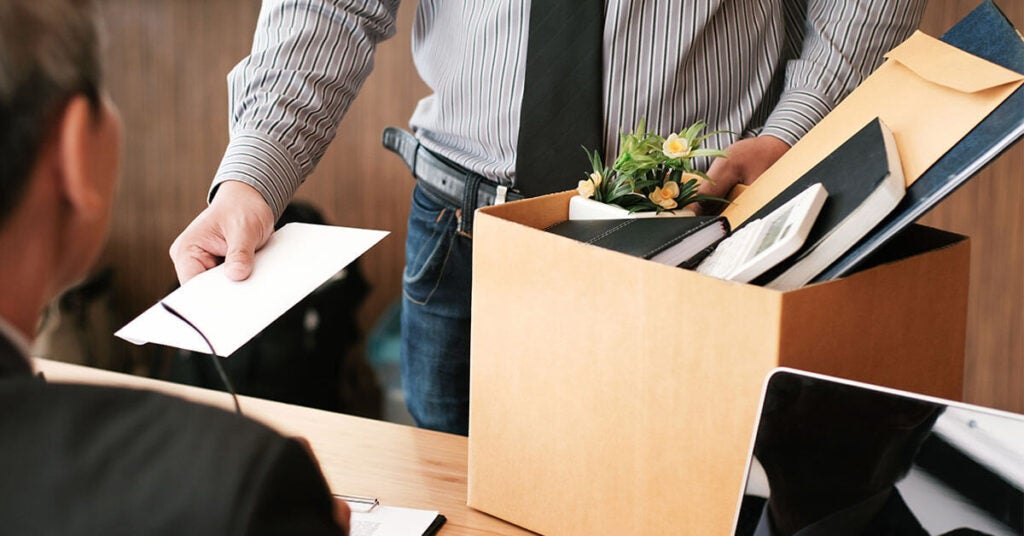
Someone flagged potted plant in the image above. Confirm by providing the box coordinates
[571,120,728,219]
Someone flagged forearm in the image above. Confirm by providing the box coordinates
[761,0,926,146]
[212,0,400,219]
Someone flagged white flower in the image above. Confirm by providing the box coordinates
[662,133,692,159]
[589,171,603,187]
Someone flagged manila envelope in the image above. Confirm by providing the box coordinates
[723,31,1024,227]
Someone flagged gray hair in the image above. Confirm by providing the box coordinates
[0,0,102,223]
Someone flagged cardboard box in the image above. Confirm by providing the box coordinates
[467,191,968,535]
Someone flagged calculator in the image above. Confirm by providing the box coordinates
[696,183,828,283]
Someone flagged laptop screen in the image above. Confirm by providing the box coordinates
[734,369,1024,536]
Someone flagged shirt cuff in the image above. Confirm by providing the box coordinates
[760,88,835,147]
[210,131,304,221]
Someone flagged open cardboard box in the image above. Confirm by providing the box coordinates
[467,191,968,535]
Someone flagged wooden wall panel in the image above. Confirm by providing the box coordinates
[95,0,427,369]
[94,1,1021,412]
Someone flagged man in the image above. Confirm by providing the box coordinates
[0,1,347,533]
[170,1,927,435]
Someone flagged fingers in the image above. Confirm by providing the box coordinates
[696,135,792,213]
[170,238,221,284]
[169,181,275,285]
[699,157,736,199]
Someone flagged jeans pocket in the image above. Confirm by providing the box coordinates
[403,185,457,305]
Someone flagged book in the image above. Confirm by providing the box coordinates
[545,216,730,268]
[746,118,905,290]
[813,0,1024,283]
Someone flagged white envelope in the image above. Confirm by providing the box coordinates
[116,223,388,357]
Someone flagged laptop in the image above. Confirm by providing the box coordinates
[733,368,1024,536]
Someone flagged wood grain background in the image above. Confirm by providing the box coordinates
[91,0,1022,412]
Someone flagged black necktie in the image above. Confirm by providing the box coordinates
[515,1,604,197]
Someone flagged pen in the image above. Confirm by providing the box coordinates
[333,493,379,512]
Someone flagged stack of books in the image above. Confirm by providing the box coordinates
[547,0,1024,291]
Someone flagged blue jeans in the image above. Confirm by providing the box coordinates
[401,184,473,435]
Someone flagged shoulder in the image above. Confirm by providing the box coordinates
[0,379,280,462]
[0,379,338,535]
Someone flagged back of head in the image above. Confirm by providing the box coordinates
[0,0,102,225]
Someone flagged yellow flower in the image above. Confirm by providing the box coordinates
[577,179,596,198]
[589,171,603,187]
[662,133,692,159]
[661,181,680,199]
[648,181,680,209]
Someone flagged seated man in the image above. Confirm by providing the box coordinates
[0,1,348,533]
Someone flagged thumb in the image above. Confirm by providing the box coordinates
[223,221,270,282]
[218,201,275,282]
[223,231,262,281]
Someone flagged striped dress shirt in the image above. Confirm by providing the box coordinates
[214,0,926,219]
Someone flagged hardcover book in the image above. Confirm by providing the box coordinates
[545,216,730,268]
[747,118,905,290]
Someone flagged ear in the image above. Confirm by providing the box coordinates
[55,96,107,220]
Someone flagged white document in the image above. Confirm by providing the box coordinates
[115,223,388,356]
[349,506,443,536]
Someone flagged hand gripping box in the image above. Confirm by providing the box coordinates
[467,191,968,535]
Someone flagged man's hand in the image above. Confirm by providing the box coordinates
[696,135,790,210]
[169,180,275,284]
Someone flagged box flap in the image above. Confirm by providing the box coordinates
[478,191,573,230]
[885,32,1023,94]
[776,224,968,401]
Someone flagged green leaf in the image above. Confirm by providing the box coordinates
[690,148,728,158]
[679,121,706,143]
[583,147,604,173]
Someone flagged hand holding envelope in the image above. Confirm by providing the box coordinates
[724,31,1024,227]
[117,223,388,357]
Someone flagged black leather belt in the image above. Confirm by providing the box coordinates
[382,127,523,235]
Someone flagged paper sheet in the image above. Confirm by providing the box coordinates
[349,506,442,536]
[115,223,388,356]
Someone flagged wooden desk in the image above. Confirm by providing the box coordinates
[34,359,533,536]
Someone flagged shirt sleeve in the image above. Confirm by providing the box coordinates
[760,0,927,147]
[211,0,401,220]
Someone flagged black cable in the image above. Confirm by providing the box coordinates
[159,302,243,416]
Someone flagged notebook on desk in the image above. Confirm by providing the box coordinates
[733,369,1024,536]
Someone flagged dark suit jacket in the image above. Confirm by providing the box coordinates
[0,333,343,535]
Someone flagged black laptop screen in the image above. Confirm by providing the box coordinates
[735,370,1024,536]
